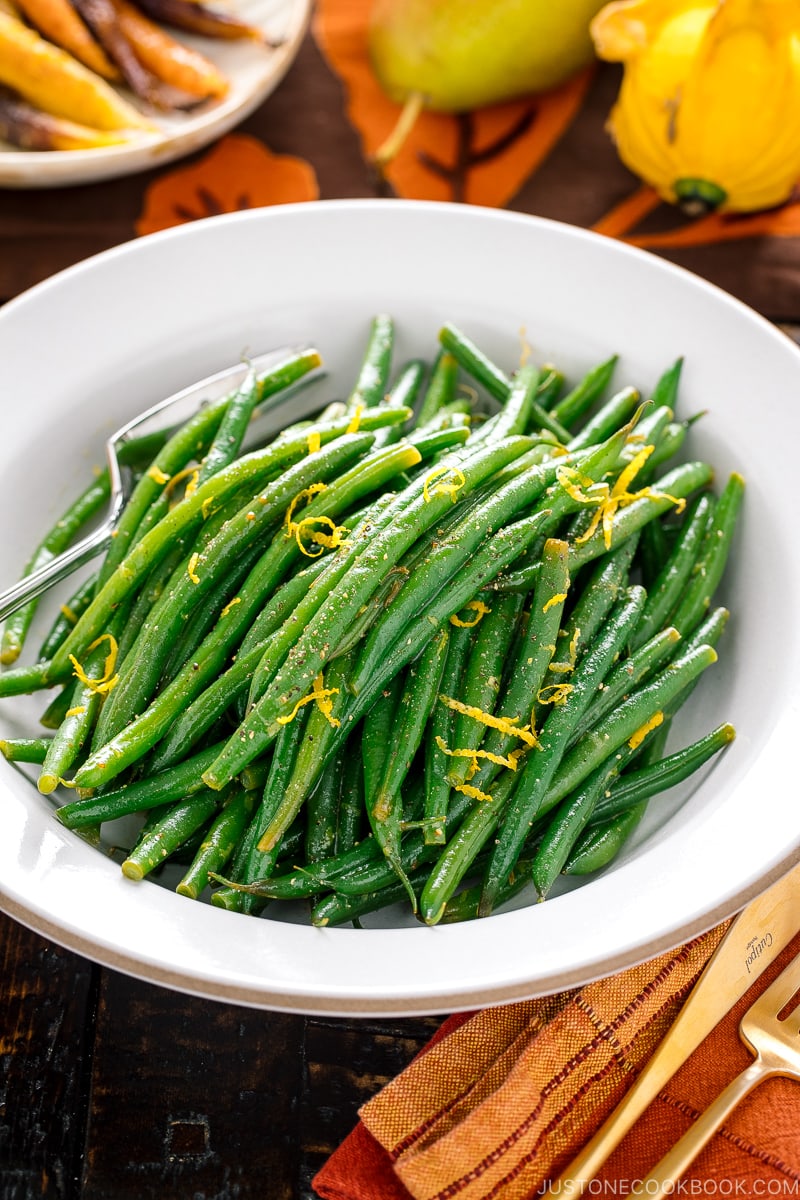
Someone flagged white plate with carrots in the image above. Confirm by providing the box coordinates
[0,0,310,187]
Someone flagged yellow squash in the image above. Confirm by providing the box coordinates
[591,0,800,213]
[0,10,154,130]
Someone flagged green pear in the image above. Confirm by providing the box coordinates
[369,0,607,112]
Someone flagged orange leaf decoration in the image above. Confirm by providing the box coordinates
[136,133,319,237]
[594,184,800,249]
[313,0,593,207]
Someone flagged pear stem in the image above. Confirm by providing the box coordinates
[373,91,425,171]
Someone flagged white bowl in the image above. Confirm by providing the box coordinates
[1,200,799,1016]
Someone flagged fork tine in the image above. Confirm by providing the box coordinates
[743,952,800,1023]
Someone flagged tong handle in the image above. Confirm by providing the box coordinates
[0,519,113,623]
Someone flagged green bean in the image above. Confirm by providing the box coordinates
[469,364,540,446]
[38,616,126,794]
[463,539,571,798]
[55,740,224,830]
[417,405,471,436]
[499,460,714,595]
[419,769,519,925]
[39,683,75,729]
[1,470,111,665]
[620,405,675,460]
[254,652,355,858]
[238,715,312,907]
[50,407,409,681]
[177,788,256,899]
[650,357,683,409]
[565,386,640,452]
[232,779,468,906]
[0,660,53,697]
[416,350,458,427]
[204,437,534,790]
[568,626,681,747]
[155,543,263,689]
[311,865,430,927]
[71,434,390,790]
[369,629,449,901]
[88,432,375,755]
[121,789,223,881]
[336,508,573,764]
[210,835,379,901]
[208,794,264,911]
[438,323,570,443]
[195,365,260,485]
[349,422,631,699]
[590,722,735,828]
[98,347,322,587]
[423,616,474,844]
[373,360,426,447]
[347,314,394,409]
[534,365,565,413]
[563,804,647,875]
[530,738,647,899]
[337,732,365,853]
[541,642,719,819]
[639,518,672,591]
[147,563,331,774]
[646,421,689,475]
[444,594,523,789]
[674,605,728,662]
[478,586,648,915]
[551,355,618,428]
[36,572,98,662]
[633,494,715,648]
[547,537,639,679]
[242,498,408,714]
[669,473,745,636]
[0,737,52,763]
[438,852,536,923]
[306,747,345,870]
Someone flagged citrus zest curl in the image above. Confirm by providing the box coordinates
[438,696,538,748]
[423,466,466,505]
[276,672,340,728]
[68,633,120,696]
[628,710,664,750]
[450,599,491,628]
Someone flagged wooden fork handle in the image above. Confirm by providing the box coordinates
[642,1059,769,1194]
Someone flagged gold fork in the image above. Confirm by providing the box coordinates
[642,950,800,1195]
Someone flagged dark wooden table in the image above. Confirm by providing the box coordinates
[0,907,442,1198]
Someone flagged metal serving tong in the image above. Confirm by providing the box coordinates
[0,346,324,624]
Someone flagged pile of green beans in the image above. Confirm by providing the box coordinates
[0,320,742,926]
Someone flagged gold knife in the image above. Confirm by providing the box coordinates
[554,856,800,1192]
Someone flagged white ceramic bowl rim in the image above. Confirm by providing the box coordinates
[1,199,799,1016]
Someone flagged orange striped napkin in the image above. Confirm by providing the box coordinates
[313,927,800,1200]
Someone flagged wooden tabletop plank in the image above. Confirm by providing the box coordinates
[80,968,307,1199]
[0,910,95,1199]
[298,1014,443,1196]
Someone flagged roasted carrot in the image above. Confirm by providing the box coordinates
[0,10,154,128]
[14,0,118,78]
[109,0,227,98]
[135,0,263,42]
[0,81,131,145]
